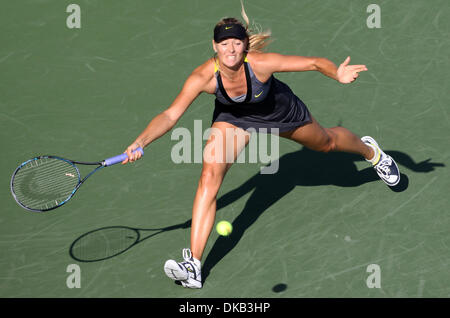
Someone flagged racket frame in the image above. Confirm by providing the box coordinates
[10,147,143,212]
[10,155,105,213]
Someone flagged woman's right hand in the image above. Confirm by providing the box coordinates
[122,141,144,164]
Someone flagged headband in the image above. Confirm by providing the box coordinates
[213,23,248,42]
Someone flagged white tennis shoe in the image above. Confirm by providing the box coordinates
[361,136,400,187]
[164,248,202,289]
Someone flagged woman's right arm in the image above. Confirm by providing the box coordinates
[122,67,210,163]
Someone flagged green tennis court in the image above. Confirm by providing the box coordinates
[1,0,449,298]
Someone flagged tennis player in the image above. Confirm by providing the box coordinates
[122,7,400,289]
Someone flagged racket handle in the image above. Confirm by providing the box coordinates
[103,147,144,166]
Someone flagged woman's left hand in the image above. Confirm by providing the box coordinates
[336,56,368,84]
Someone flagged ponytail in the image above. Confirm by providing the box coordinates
[240,0,272,52]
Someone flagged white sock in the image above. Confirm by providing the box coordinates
[193,257,201,270]
[366,143,380,165]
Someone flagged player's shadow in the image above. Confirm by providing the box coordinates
[201,147,444,281]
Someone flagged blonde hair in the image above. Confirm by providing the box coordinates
[214,0,272,53]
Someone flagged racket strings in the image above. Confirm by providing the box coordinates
[12,157,80,210]
[15,169,75,193]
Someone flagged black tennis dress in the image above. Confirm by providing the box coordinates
[212,56,312,133]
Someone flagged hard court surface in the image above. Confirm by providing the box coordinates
[0,0,449,298]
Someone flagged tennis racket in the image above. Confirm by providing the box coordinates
[69,220,191,262]
[10,147,143,212]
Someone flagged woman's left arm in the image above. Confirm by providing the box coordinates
[260,53,367,84]
[316,56,368,84]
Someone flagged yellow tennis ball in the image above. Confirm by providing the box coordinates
[216,220,233,236]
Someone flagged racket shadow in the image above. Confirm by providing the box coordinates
[69,219,191,262]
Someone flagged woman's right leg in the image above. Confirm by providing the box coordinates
[190,121,251,261]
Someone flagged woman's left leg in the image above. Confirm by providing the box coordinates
[279,116,374,160]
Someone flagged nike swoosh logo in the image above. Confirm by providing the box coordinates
[254,91,263,98]
[225,26,233,30]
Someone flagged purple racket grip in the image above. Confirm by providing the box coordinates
[103,147,144,166]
